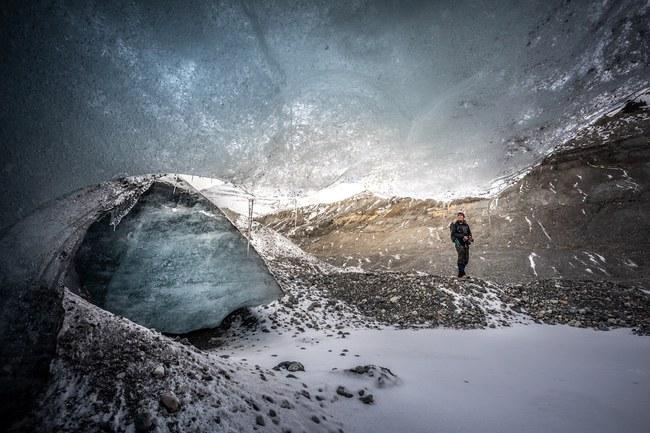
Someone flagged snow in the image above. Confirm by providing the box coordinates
[623,259,639,268]
[222,325,650,433]
[537,221,552,241]
[525,216,533,231]
[528,252,539,276]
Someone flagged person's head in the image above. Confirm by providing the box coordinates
[456,212,465,222]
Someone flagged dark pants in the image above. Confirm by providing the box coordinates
[455,245,469,273]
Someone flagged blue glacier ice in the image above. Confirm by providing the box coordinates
[75,183,281,334]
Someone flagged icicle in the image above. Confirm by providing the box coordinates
[247,197,254,256]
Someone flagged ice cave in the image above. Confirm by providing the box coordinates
[73,182,281,334]
[1,1,649,433]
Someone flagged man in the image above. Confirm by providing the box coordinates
[450,212,473,277]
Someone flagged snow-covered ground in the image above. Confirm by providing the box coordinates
[220,324,650,433]
[199,191,650,433]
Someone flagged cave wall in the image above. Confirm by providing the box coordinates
[2,0,649,230]
[0,177,154,429]
[74,182,281,334]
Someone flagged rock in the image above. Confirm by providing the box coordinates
[280,399,294,409]
[273,361,305,372]
[336,386,353,398]
[359,394,374,404]
[152,365,165,378]
[159,391,181,413]
[287,362,304,372]
[256,414,265,426]
[346,364,400,387]
[311,415,321,423]
[134,409,153,432]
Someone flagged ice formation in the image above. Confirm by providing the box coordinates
[1,0,649,229]
[74,183,281,333]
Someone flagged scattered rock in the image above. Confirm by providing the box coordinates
[134,409,153,432]
[159,391,181,413]
[359,394,374,404]
[346,365,400,388]
[152,365,165,378]
[280,399,294,409]
[336,386,353,398]
[256,414,265,426]
[273,361,305,372]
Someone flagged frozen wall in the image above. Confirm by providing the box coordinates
[74,182,281,333]
[1,0,648,229]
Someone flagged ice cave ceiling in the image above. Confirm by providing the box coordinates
[1,0,649,229]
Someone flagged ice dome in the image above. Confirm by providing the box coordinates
[1,0,648,228]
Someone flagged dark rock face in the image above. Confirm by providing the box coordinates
[0,284,64,429]
[260,110,650,284]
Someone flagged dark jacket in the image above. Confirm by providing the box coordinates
[450,221,472,247]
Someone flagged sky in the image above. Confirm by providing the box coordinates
[1,0,648,228]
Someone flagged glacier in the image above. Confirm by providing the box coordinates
[74,182,281,334]
[1,0,649,229]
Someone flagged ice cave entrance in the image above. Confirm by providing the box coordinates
[74,182,281,334]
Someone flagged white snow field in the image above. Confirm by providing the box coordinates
[223,324,650,433]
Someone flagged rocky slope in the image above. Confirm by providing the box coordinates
[33,290,342,433]
[220,216,650,338]
[259,105,650,284]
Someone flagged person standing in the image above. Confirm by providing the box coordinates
[450,212,473,277]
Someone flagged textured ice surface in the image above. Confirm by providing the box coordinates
[2,0,649,228]
[75,183,281,333]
